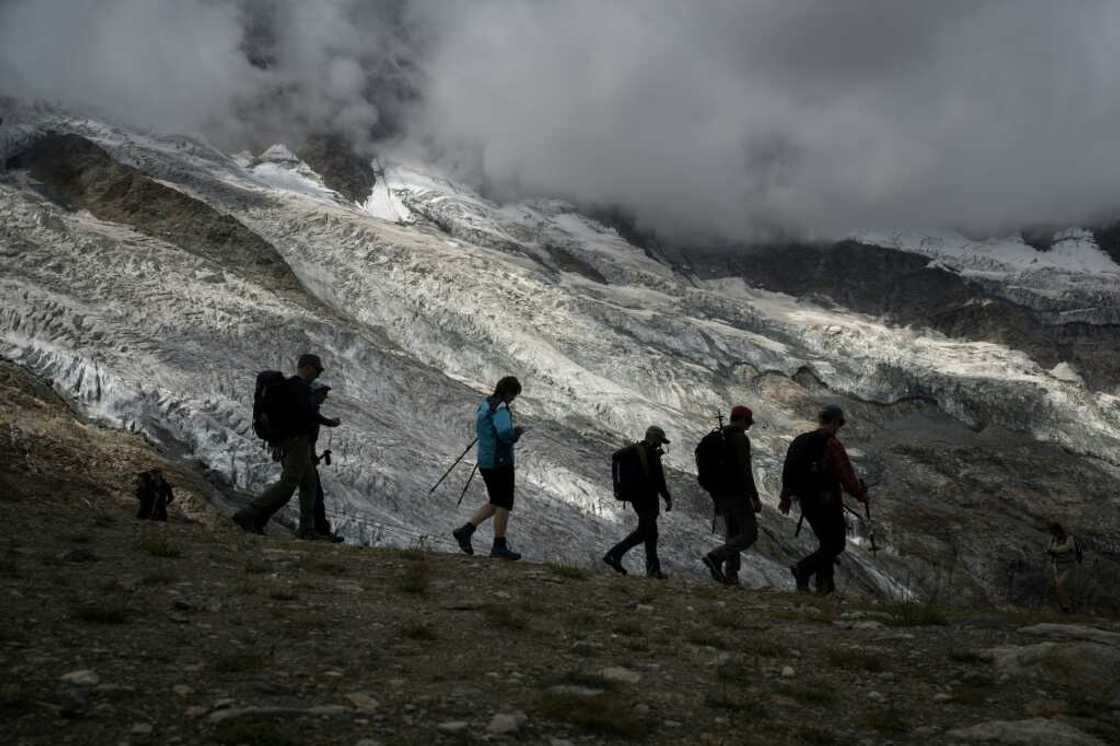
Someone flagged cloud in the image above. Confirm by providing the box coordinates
[4,1,1120,242]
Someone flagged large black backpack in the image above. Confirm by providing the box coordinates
[694,429,728,493]
[612,443,649,501]
[252,370,289,446]
[781,430,832,504]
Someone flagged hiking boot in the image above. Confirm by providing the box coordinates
[701,554,726,584]
[490,543,522,561]
[647,569,669,580]
[722,574,740,587]
[296,529,328,541]
[790,564,810,592]
[815,577,836,596]
[452,524,475,555]
[318,531,345,544]
[232,511,263,535]
[602,553,628,576]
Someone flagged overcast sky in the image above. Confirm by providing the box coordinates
[4,0,1120,243]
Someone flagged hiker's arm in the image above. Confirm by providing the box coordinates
[493,408,520,444]
[164,484,175,505]
[656,462,672,509]
[316,412,341,428]
[826,440,866,502]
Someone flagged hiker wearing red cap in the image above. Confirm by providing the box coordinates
[700,405,762,586]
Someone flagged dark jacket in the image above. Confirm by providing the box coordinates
[780,428,865,510]
[281,376,333,438]
[712,426,759,511]
[613,441,671,513]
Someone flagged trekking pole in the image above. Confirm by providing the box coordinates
[457,463,479,506]
[427,438,478,495]
[794,512,805,537]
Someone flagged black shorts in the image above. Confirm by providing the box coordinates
[480,465,515,511]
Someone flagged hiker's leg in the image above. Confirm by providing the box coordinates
[723,504,758,578]
[246,435,306,520]
[640,511,661,574]
[469,503,496,526]
[312,468,331,534]
[137,494,153,520]
[290,440,318,534]
[493,507,510,539]
[153,495,168,522]
[812,507,846,590]
[798,506,831,580]
[1054,567,1073,612]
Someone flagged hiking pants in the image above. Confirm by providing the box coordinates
[607,506,661,573]
[709,501,758,578]
[312,467,332,535]
[247,434,316,532]
[797,503,846,588]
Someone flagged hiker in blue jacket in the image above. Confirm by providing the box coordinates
[453,376,526,560]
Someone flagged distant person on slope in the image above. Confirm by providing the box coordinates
[136,469,175,521]
[452,376,526,560]
[780,404,866,595]
[603,426,673,579]
[233,353,340,539]
[700,405,762,586]
[1046,521,1083,613]
[309,381,344,543]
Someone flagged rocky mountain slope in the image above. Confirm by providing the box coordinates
[2,360,1118,745]
[1,99,1119,610]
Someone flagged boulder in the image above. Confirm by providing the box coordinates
[947,718,1104,745]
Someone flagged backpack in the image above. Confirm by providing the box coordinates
[252,370,289,445]
[612,443,650,501]
[781,430,832,504]
[694,429,728,493]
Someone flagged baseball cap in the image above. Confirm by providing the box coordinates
[730,405,753,423]
[297,353,324,372]
[644,425,670,445]
[819,404,845,424]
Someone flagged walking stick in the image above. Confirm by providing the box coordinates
[427,438,478,495]
[795,512,805,537]
[457,464,479,506]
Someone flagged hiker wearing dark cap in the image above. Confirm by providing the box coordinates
[452,376,526,560]
[136,469,175,521]
[701,405,762,586]
[1046,522,1083,613]
[780,404,866,594]
[603,426,673,579]
[233,354,341,539]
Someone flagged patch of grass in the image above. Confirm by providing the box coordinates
[269,588,298,602]
[213,649,271,674]
[612,620,643,637]
[703,691,767,718]
[711,611,744,630]
[92,513,116,528]
[547,563,589,581]
[65,533,93,544]
[244,559,271,575]
[882,600,948,627]
[716,658,756,686]
[537,692,645,738]
[72,601,130,625]
[482,604,527,631]
[825,647,887,673]
[139,532,182,558]
[214,719,296,746]
[306,560,346,576]
[686,630,729,650]
[624,639,650,653]
[862,708,909,735]
[139,568,180,586]
[796,727,844,746]
[749,639,789,658]
[400,621,438,641]
[778,679,838,707]
[394,559,432,596]
[567,611,597,628]
[549,671,619,691]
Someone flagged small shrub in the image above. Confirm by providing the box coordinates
[214,719,295,746]
[139,533,181,559]
[139,568,180,586]
[73,601,129,625]
[483,604,526,631]
[213,649,271,674]
[244,559,271,575]
[547,563,589,581]
[537,692,644,738]
[397,547,428,561]
[306,560,346,576]
[686,631,729,650]
[703,691,767,718]
[269,588,298,602]
[401,621,438,641]
[395,560,432,596]
[612,620,643,637]
[711,611,742,630]
[883,600,948,627]
[778,679,838,707]
[716,658,756,686]
[548,671,618,691]
[749,639,790,659]
[825,648,887,673]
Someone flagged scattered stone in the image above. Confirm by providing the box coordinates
[486,711,527,735]
[209,705,349,724]
[781,666,795,678]
[344,692,379,712]
[547,685,604,697]
[184,707,207,719]
[1017,624,1120,647]
[437,721,469,733]
[61,549,98,563]
[947,718,1105,745]
[634,703,651,715]
[664,720,682,728]
[172,685,192,697]
[1023,699,1066,718]
[60,670,100,687]
[600,666,641,684]
[867,691,885,703]
[549,739,574,746]
[984,642,1120,689]
[934,693,952,703]
[635,604,654,612]
[131,723,153,735]
[355,740,382,746]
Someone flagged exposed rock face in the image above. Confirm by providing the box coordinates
[948,718,1106,745]
[5,133,302,296]
[681,240,1120,392]
[296,134,375,204]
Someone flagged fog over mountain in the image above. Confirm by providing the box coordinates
[4,1,1120,241]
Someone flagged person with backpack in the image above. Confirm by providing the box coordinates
[780,404,866,595]
[699,405,762,586]
[1046,521,1083,613]
[136,469,174,521]
[451,376,526,560]
[603,426,673,579]
[232,353,341,539]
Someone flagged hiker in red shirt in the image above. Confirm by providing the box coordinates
[779,404,867,595]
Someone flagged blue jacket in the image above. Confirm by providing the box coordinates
[476,398,520,469]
